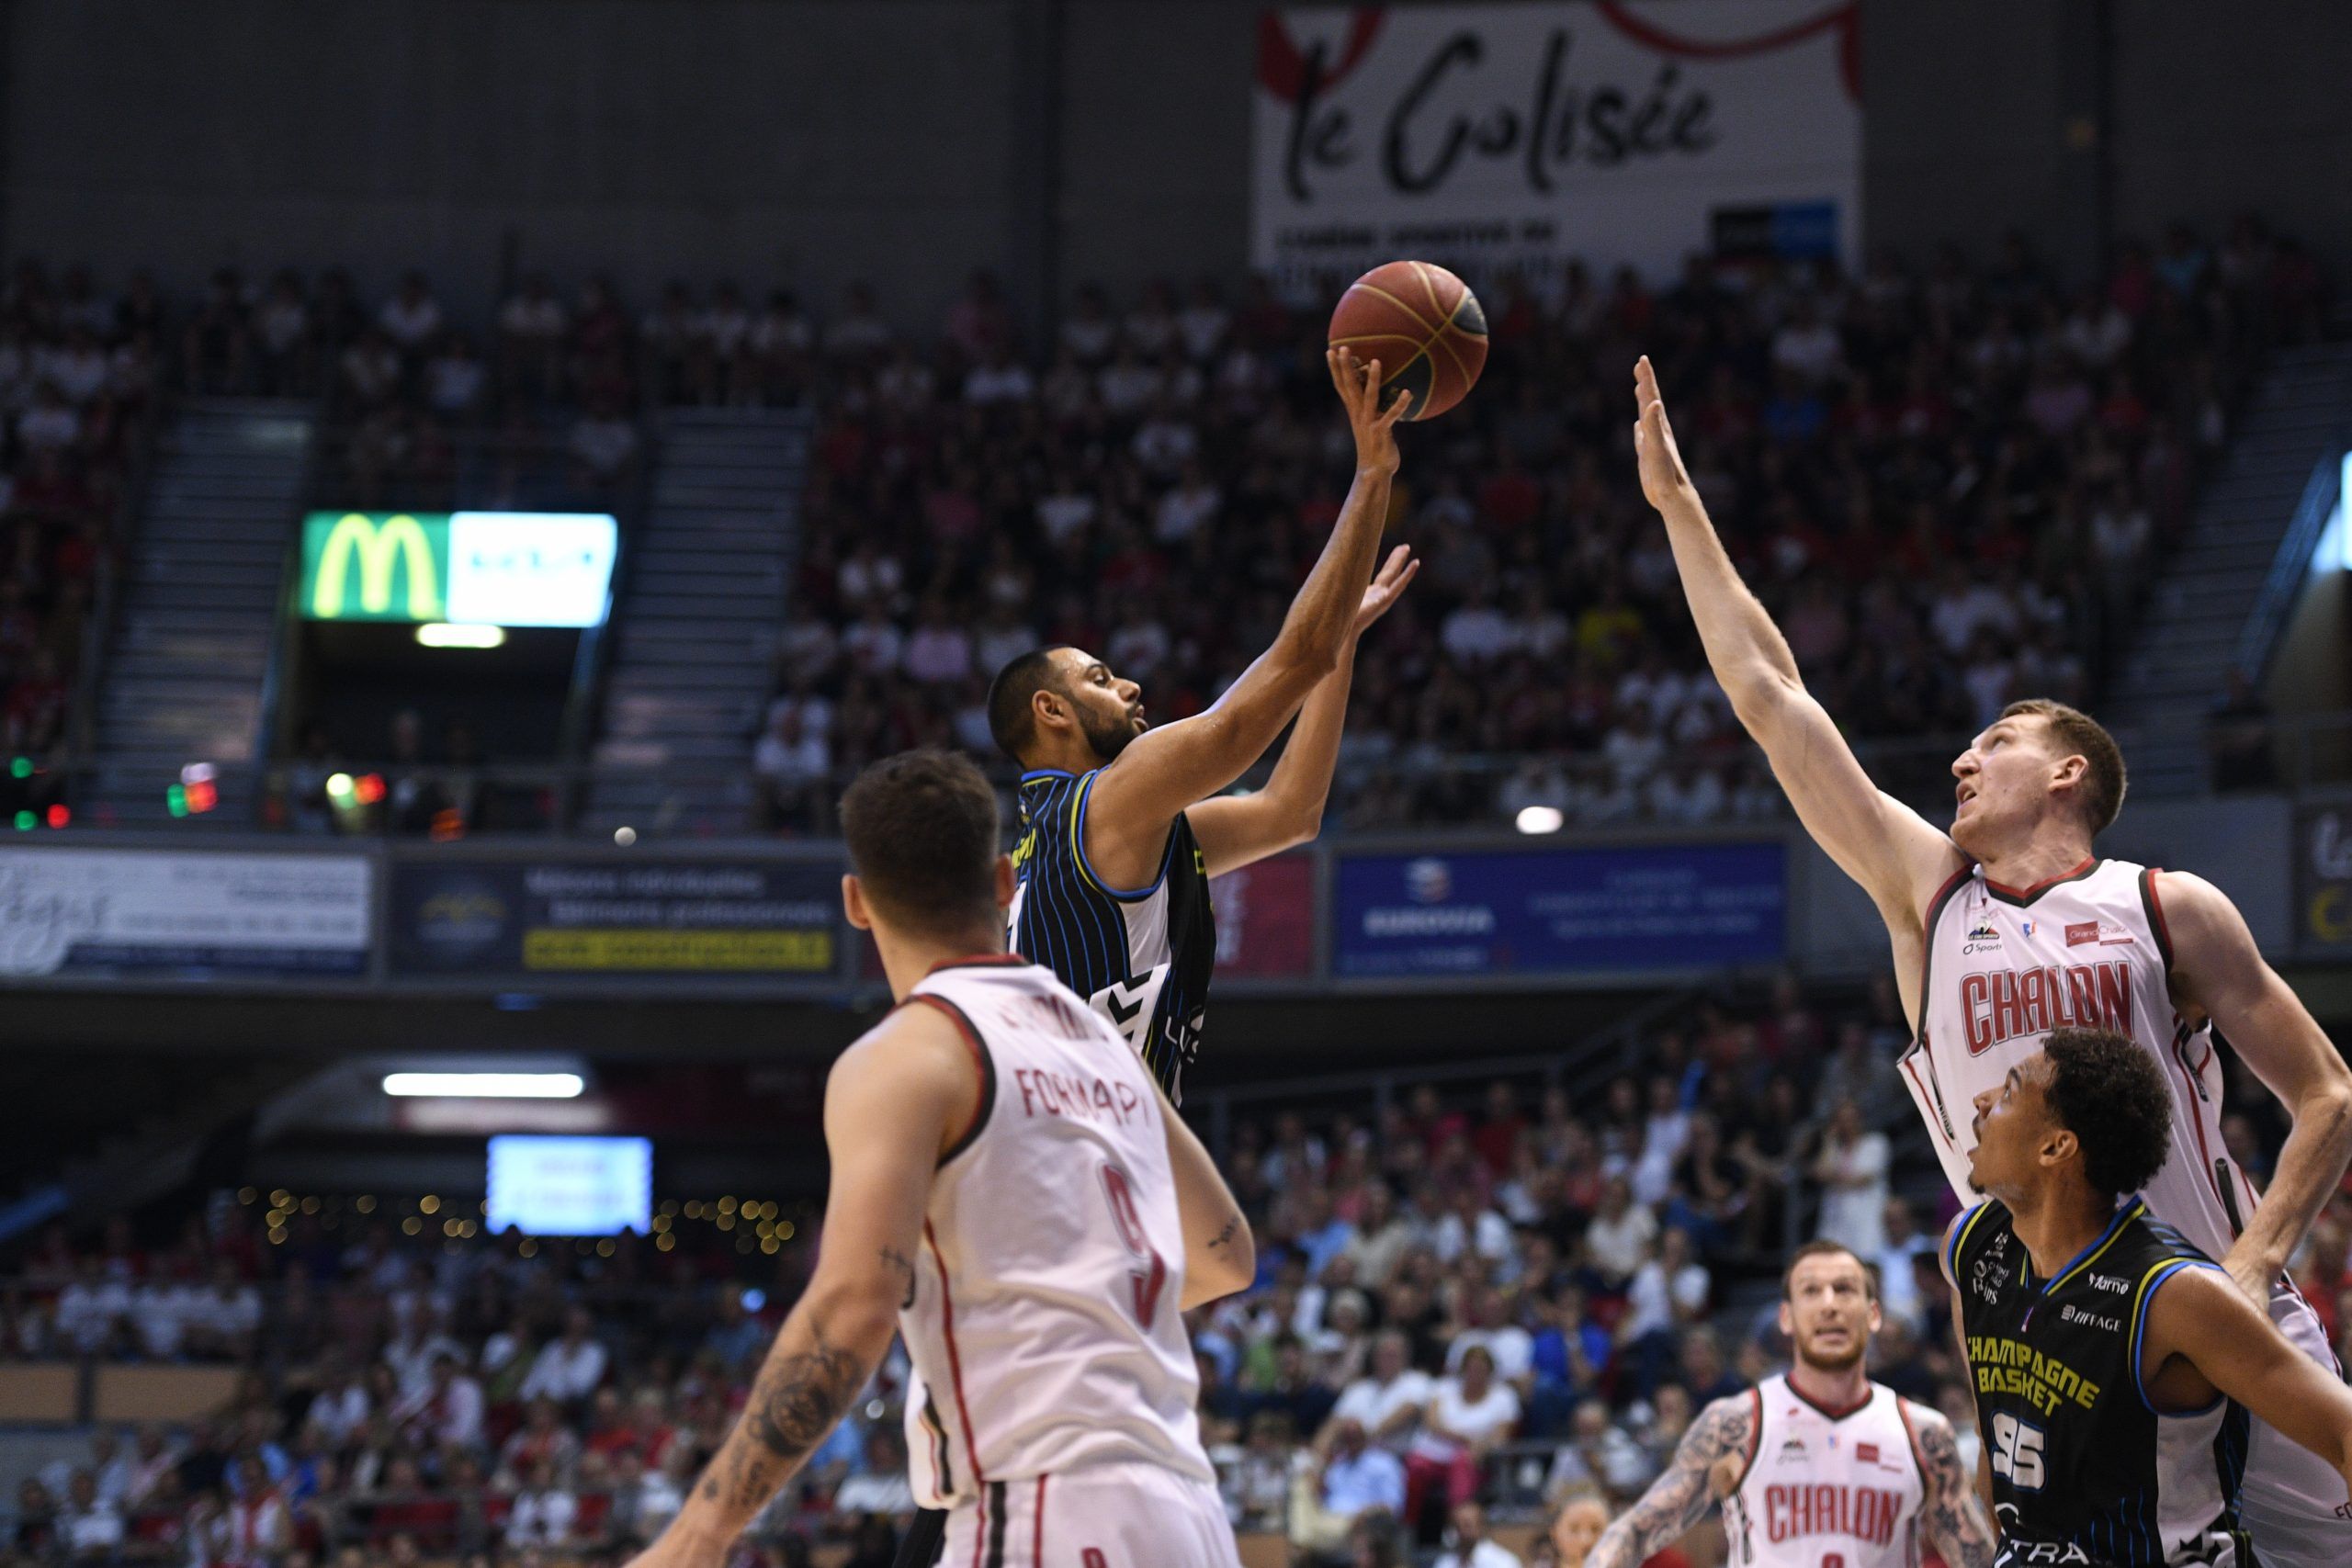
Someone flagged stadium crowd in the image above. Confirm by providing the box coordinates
[0,976,2333,1568]
[2,214,2324,834]
[751,217,2329,831]
[0,262,163,819]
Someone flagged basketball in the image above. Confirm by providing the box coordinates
[1327,259,1489,420]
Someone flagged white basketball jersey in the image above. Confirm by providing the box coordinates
[1901,857,2253,1262]
[1724,1377,1928,1568]
[894,957,1215,1508]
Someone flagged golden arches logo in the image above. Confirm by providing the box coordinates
[311,513,442,619]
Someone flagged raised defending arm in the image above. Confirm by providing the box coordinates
[1632,356,1961,964]
[1584,1393,1755,1568]
[1907,1401,1998,1568]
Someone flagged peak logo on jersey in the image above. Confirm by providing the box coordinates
[1967,922,2001,942]
[1775,1437,1807,1465]
[1961,960,2132,1055]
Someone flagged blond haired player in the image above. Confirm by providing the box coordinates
[626,750,1252,1568]
[1630,355,2352,1566]
[1584,1241,1994,1568]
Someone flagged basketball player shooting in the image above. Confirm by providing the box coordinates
[1630,355,2352,1564]
[1585,1241,1996,1568]
[1947,1028,2352,1563]
[626,751,1255,1568]
[984,347,1417,1100]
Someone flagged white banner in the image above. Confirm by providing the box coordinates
[0,850,374,978]
[1252,1,1860,284]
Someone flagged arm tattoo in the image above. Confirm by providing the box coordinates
[1913,1406,1998,1568]
[695,1316,866,1515]
[881,1246,918,1309]
[1207,1215,1241,1251]
[1586,1395,1753,1568]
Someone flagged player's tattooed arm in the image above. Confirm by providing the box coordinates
[1910,1403,1998,1568]
[698,1314,869,1516]
[1584,1393,1754,1568]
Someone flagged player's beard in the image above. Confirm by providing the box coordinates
[1080,704,1140,763]
[1795,1327,1868,1374]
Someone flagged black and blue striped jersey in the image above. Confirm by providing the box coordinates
[1009,768,1216,1102]
[1950,1196,2251,1568]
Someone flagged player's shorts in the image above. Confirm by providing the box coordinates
[939,1461,1239,1568]
[2234,1278,2352,1568]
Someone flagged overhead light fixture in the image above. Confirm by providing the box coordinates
[382,1072,584,1099]
[1515,806,1566,835]
[416,623,506,649]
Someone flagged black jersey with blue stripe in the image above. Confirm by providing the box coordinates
[1950,1197,2250,1568]
[1009,768,1216,1102]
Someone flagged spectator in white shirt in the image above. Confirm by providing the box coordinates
[899,600,974,685]
[378,273,445,352]
[1812,1099,1892,1256]
[518,1308,607,1406]
[53,1269,127,1354]
[963,347,1035,405]
[1770,299,1843,383]
[1325,1330,1430,1453]
[1407,1347,1520,1522]
[832,1428,916,1516]
[1582,1177,1657,1290]
[392,1350,486,1452]
[568,400,640,487]
[424,334,488,419]
[303,1363,371,1450]
[1434,1501,1523,1568]
[841,605,906,676]
[1444,1288,1534,1392]
[1600,706,1667,793]
[823,282,892,361]
[58,1471,123,1562]
[1153,463,1221,546]
[1442,585,1515,665]
[503,1460,578,1549]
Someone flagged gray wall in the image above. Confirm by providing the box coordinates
[4,0,1028,323]
[4,1,2350,327]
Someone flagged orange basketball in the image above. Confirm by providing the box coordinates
[1327,260,1489,420]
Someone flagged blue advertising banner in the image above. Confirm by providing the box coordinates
[1334,842,1786,978]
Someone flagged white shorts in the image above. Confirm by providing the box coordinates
[2234,1280,2352,1568]
[940,1461,1239,1568]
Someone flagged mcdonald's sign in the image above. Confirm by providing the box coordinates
[300,513,449,622]
[297,512,617,626]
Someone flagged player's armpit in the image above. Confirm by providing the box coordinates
[2143,1263,2352,1499]
[1584,1393,1754,1568]
[1907,1403,1997,1568]
[2159,870,2352,1288]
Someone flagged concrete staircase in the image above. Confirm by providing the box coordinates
[2104,343,2352,794]
[582,409,808,835]
[85,400,313,826]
